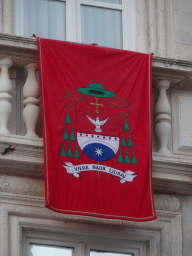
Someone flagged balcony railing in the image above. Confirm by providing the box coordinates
[0,34,192,194]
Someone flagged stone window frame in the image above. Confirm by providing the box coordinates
[0,193,182,256]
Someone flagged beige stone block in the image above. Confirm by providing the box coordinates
[174,11,192,45]
[173,43,192,61]
[172,0,192,13]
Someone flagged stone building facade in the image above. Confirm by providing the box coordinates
[0,0,192,255]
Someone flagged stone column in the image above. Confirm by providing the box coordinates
[155,79,171,154]
[0,58,13,135]
[23,63,40,139]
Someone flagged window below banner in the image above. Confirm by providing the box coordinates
[90,250,133,256]
[23,230,144,256]
[29,244,73,256]
[29,245,134,256]
[14,0,135,50]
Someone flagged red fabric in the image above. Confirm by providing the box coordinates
[37,38,157,222]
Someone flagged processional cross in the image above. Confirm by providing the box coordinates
[90,98,103,113]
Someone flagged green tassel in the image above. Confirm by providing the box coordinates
[124,151,130,163]
[63,128,68,140]
[121,135,126,147]
[70,129,75,141]
[124,119,129,131]
[128,136,133,147]
[74,146,80,158]
[66,111,71,124]
[132,153,137,164]
[118,151,123,163]
[60,145,66,156]
[67,145,73,157]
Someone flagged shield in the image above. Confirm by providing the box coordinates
[77,112,119,161]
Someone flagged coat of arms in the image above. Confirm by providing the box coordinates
[60,83,137,183]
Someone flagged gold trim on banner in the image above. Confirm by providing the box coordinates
[47,204,156,220]
[38,38,49,204]
[149,53,155,216]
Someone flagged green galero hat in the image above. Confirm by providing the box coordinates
[77,83,116,98]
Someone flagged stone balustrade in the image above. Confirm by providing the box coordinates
[0,59,40,139]
[0,57,172,155]
[0,56,187,156]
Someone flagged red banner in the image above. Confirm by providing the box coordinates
[37,38,157,222]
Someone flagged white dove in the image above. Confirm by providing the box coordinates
[86,115,109,133]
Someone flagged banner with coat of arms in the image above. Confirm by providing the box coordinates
[37,38,157,222]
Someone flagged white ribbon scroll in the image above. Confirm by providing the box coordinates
[62,162,137,183]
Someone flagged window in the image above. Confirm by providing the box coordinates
[23,230,143,256]
[14,0,136,50]
[90,252,133,256]
[28,244,134,256]
[14,0,66,40]
[29,244,73,256]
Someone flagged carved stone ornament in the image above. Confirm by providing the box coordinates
[154,194,180,212]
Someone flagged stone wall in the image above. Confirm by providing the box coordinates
[172,0,192,60]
